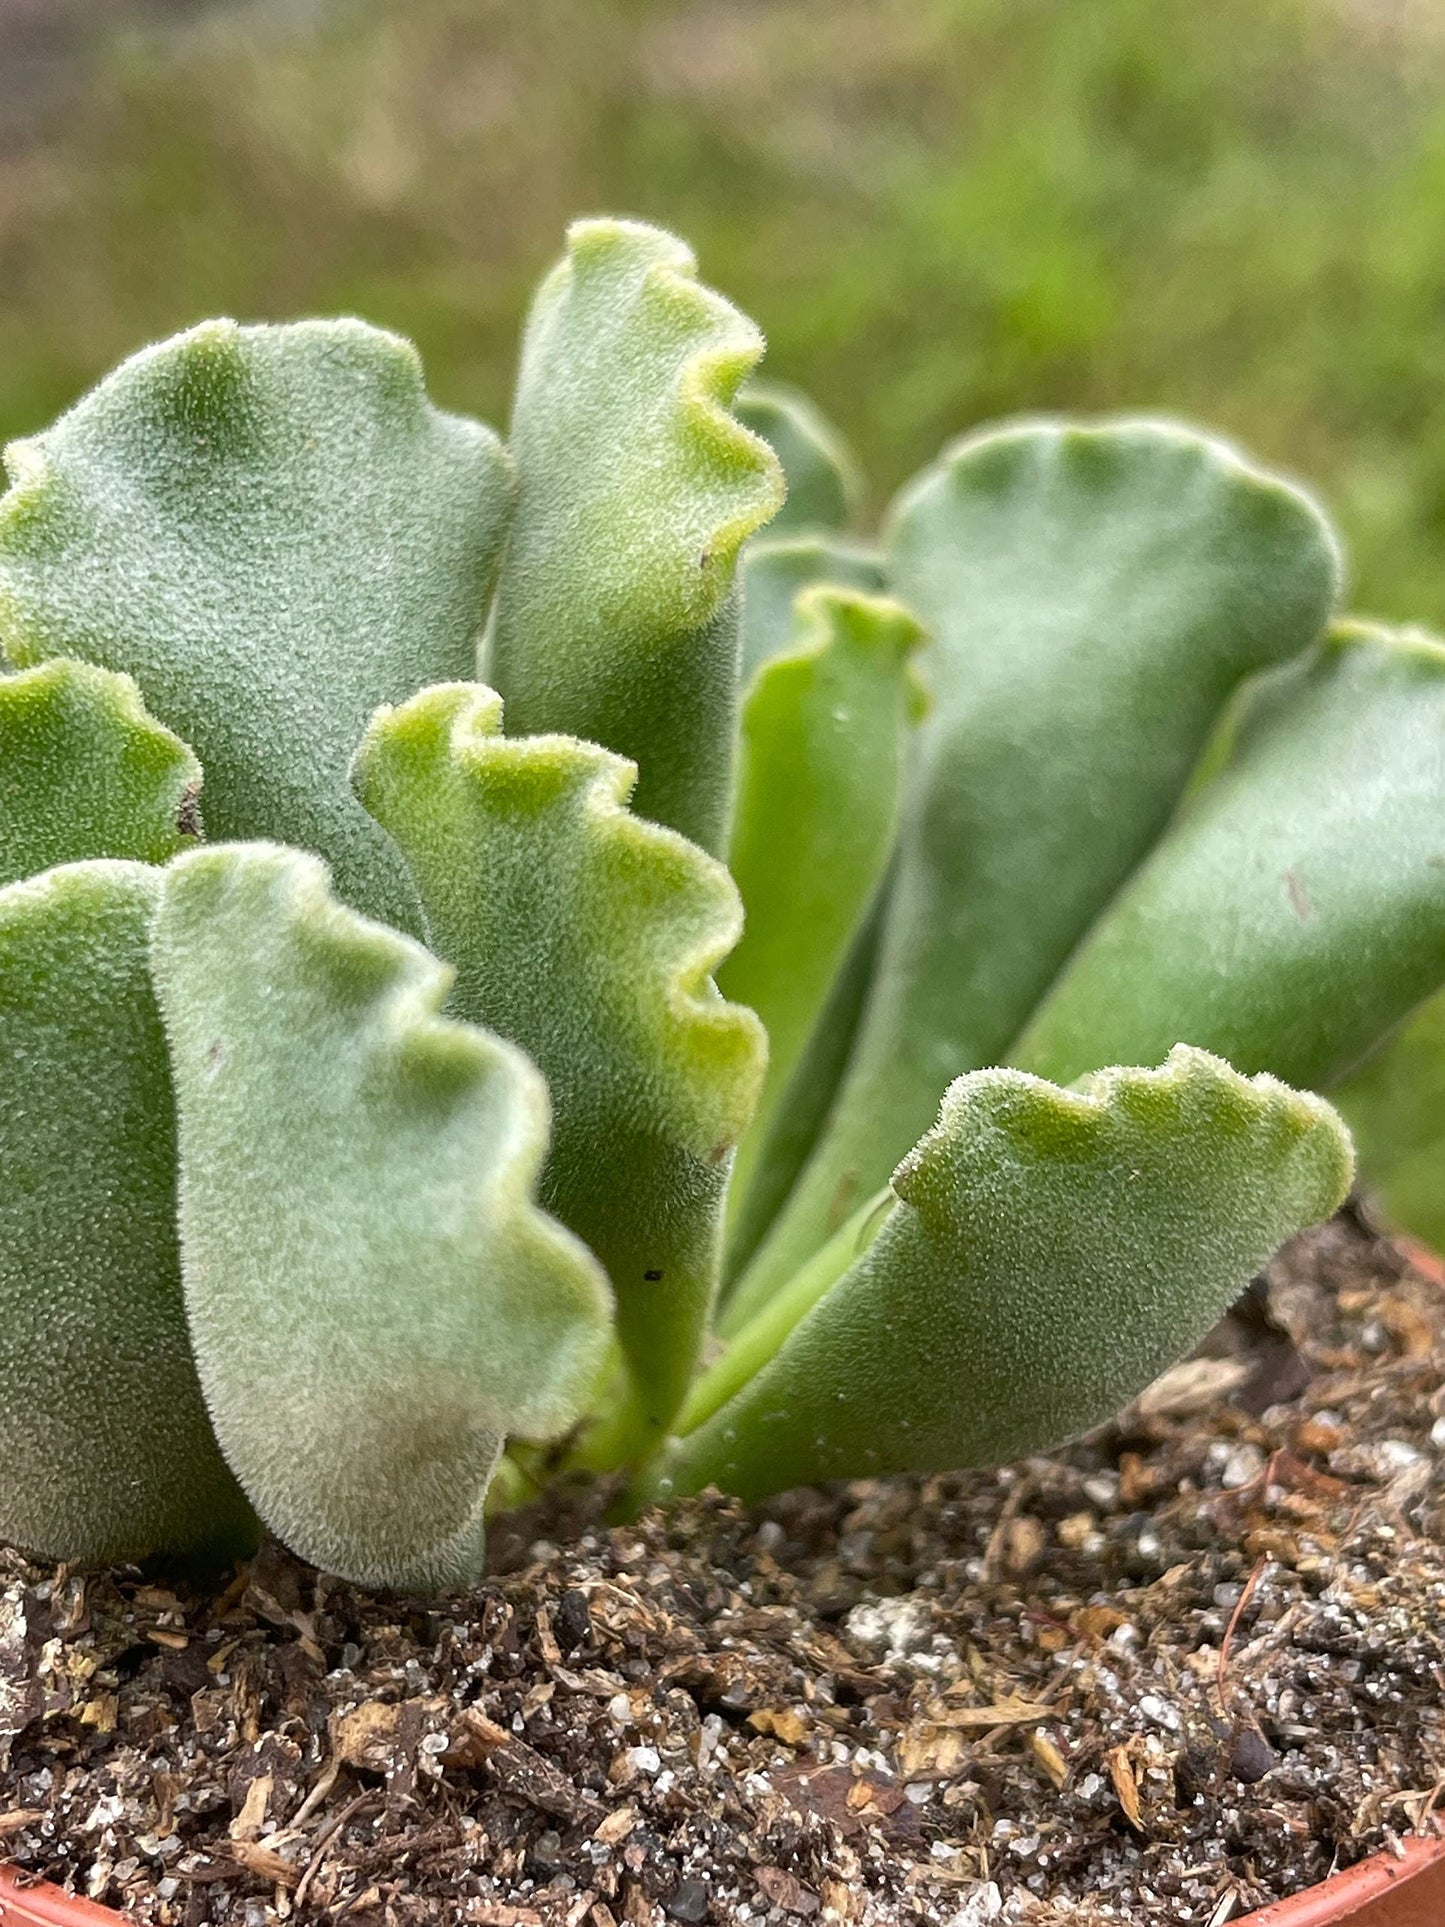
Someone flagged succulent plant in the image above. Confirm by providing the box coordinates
[0,216,1437,1596]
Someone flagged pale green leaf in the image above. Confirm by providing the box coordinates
[0,861,254,1566]
[489,219,783,853]
[721,588,923,1254]
[1013,624,1445,1091]
[739,534,886,685]
[0,657,201,886]
[657,1048,1352,1503]
[737,420,1340,1317]
[735,380,861,535]
[151,842,612,1591]
[0,319,511,932]
[1335,989,1445,1253]
[354,684,766,1448]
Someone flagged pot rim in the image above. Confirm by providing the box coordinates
[5,1834,1445,1925]
[1237,1834,1445,1925]
[0,1870,133,1926]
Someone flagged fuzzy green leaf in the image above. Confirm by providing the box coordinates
[0,319,511,932]
[739,535,886,685]
[489,219,783,853]
[0,658,202,886]
[151,843,611,1591]
[1335,989,1445,1253]
[721,588,923,1244]
[737,421,1340,1316]
[735,381,860,535]
[354,684,766,1448]
[659,1048,1352,1502]
[1013,625,1445,1091]
[0,861,254,1566]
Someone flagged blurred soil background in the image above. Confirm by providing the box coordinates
[5,0,1445,624]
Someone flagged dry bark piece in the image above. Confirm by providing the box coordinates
[754,1863,822,1914]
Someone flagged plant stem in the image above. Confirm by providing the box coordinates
[484,1451,542,1518]
[564,1378,669,1476]
[571,1191,894,1498]
[634,1185,895,1493]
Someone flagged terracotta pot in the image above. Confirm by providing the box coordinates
[0,1873,131,1927]
[1237,1836,1445,1926]
[5,1838,1445,1926]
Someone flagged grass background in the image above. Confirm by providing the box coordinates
[3,0,1445,623]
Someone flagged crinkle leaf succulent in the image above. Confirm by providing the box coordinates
[1,215,1436,1593]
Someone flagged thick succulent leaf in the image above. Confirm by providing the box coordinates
[1335,990,1445,1252]
[488,219,783,853]
[721,589,923,1244]
[736,421,1340,1318]
[739,535,886,685]
[1013,625,1445,1091]
[659,1049,1352,1503]
[735,381,861,535]
[0,319,511,932]
[354,684,766,1447]
[0,861,255,1566]
[0,657,201,885]
[151,843,612,1591]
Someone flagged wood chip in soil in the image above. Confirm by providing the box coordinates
[2,1207,1443,1925]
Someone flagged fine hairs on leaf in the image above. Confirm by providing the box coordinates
[354,680,765,1449]
[0,214,1434,1593]
[0,861,255,1567]
[0,318,511,933]
[657,1048,1352,1504]
[727,419,1344,1328]
[151,842,611,1592]
[489,218,784,853]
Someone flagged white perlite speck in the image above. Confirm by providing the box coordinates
[845,1595,931,1658]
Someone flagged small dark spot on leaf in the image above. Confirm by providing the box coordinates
[698,550,712,570]
[176,783,204,841]
[644,1267,664,1282]
[206,1039,224,1075]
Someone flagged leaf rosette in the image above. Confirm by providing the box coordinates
[0,219,1432,1591]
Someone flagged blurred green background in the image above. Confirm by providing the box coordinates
[4,0,1445,622]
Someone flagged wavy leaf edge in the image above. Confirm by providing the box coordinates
[356,681,767,1155]
[531,218,785,629]
[883,412,1347,604]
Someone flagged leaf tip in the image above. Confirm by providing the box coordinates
[792,584,926,664]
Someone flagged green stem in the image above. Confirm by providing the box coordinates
[721,1178,887,1339]
[667,1186,893,1439]
[575,1190,894,1503]
[564,1376,669,1475]
[484,1451,543,1518]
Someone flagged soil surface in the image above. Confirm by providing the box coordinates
[2,1207,1444,1926]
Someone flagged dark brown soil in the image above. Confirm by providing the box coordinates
[3,1208,1444,1926]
